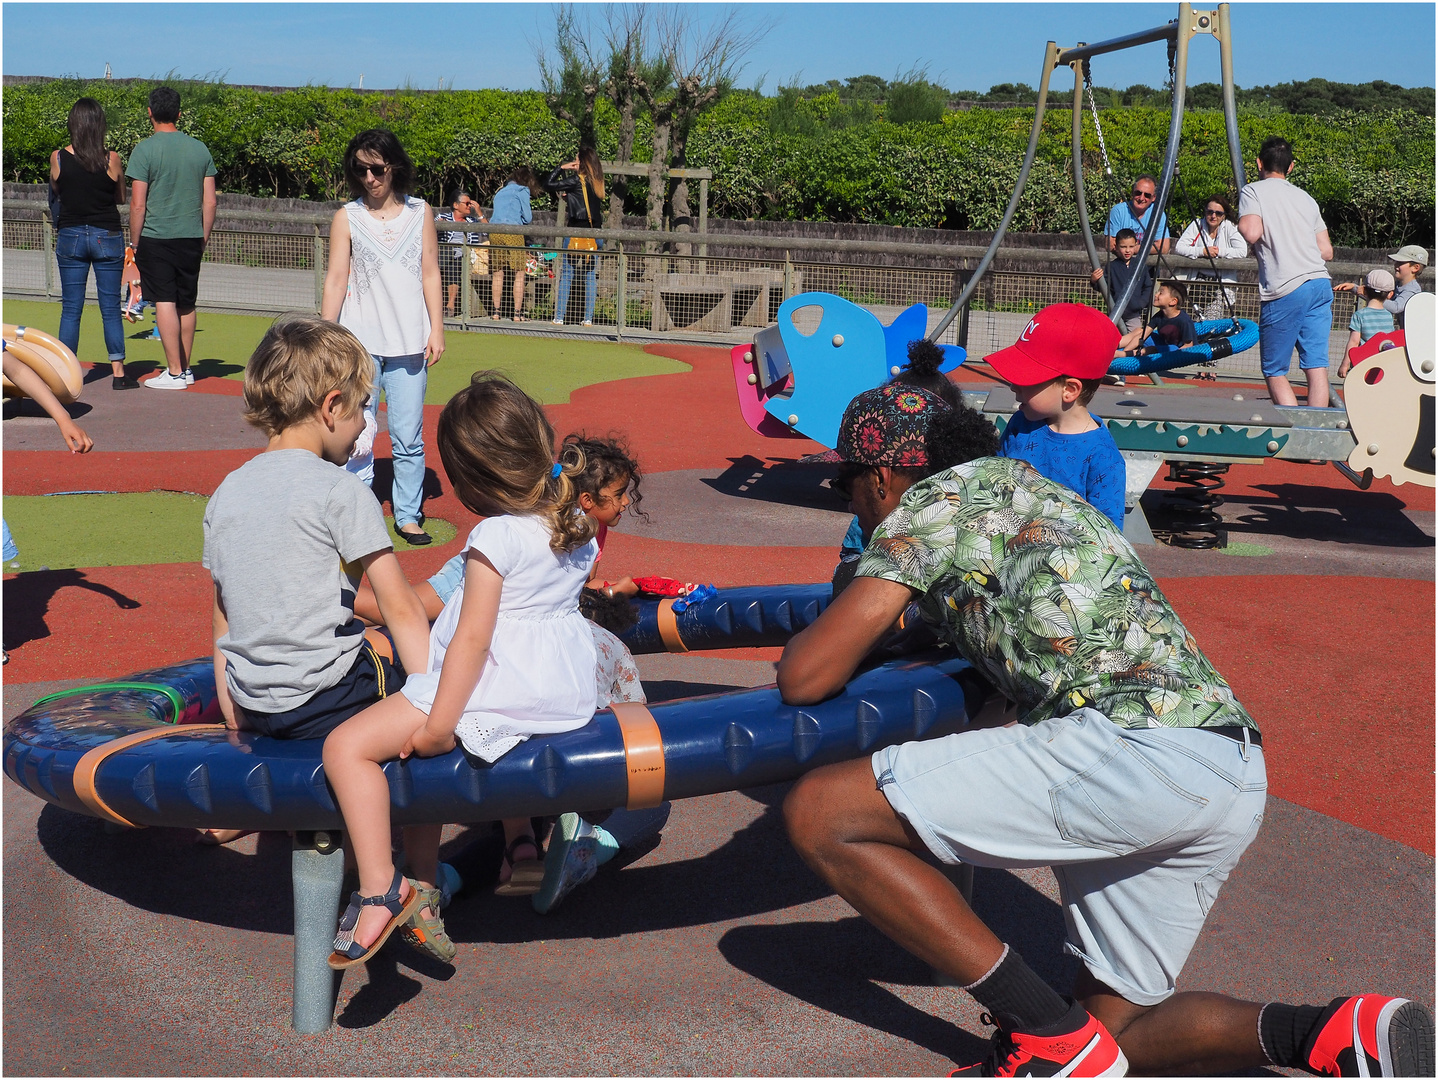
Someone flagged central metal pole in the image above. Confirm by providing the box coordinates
[292,830,345,1033]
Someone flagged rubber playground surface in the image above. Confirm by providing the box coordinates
[3,300,1433,1075]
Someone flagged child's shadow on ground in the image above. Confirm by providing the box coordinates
[2,568,141,650]
[372,460,444,512]
[190,357,244,381]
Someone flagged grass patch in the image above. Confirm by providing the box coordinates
[388,516,457,549]
[1,490,460,571]
[1217,541,1275,557]
[2,491,207,571]
[3,300,689,405]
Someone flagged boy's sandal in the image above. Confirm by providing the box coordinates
[328,868,423,969]
[494,835,545,896]
[399,881,457,964]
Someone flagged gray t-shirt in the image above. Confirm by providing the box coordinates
[1385,279,1424,325]
[1237,176,1330,301]
[202,449,393,713]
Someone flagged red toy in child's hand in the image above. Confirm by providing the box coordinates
[633,575,695,598]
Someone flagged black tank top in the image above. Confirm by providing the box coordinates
[55,148,123,232]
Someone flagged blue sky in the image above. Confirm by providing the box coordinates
[4,3,1435,93]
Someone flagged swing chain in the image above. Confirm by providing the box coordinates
[1082,59,1114,177]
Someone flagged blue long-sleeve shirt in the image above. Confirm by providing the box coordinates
[998,412,1127,530]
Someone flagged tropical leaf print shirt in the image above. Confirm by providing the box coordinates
[855,457,1257,733]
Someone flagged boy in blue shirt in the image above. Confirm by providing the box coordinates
[988,303,1127,530]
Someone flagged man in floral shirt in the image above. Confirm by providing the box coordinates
[779,383,1430,1077]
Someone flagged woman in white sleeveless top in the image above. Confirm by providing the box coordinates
[321,129,444,545]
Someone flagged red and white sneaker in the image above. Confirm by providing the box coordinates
[1303,995,1435,1077]
[950,1004,1127,1077]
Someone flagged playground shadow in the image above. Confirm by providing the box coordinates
[2,396,94,421]
[1192,485,1434,548]
[701,454,844,513]
[372,460,445,516]
[716,865,1078,1066]
[2,568,141,650]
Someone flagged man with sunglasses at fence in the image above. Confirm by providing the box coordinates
[778,381,1433,1077]
[1103,174,1170,255]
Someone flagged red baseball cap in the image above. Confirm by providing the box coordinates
[984,303,1120,385]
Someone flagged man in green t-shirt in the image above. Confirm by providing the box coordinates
[778,383,1431,1077]
[125,86,217,390]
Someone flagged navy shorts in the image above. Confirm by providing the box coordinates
[239,633,405,740]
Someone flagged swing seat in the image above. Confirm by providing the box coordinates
[1108,318,1259,376]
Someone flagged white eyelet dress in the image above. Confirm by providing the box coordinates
[399,515,600,762]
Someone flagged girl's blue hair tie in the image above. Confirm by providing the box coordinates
[551,462,563,478]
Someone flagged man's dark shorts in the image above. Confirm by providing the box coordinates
[135,237,205,314]
[239,632,406,740]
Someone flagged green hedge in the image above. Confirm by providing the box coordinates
[5,78,1431,247]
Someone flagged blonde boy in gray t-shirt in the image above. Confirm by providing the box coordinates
[202,315,429,739]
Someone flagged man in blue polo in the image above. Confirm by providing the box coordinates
[1104,174,1170,255]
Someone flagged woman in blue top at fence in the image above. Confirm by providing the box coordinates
[488,167,541,322]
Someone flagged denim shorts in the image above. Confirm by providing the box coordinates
[427,552,467,606]
[1259,276,1333,376]
[873,708,1267,1006]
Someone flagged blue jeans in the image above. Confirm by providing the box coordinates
[554,241,597,324]
[373,353,428,528]
[55,225,127,362]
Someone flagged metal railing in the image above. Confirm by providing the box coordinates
[2,199,1391,378]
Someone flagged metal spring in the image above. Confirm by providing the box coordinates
[1162,461,1229,549]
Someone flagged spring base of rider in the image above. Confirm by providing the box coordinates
[1161,461,1229,549]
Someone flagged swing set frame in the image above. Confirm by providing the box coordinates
[931,3,1246,341]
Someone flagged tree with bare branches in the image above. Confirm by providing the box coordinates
[535,5,604,149]
[616,7,764,245]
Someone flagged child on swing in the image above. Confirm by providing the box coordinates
[322,372,606,968]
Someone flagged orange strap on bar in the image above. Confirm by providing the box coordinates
[656,598,689,653]
[611,702,665,808]
[72,724,226,828]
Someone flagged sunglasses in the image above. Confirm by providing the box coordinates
[357,163,392,178]
[829,462,874,503]
[1205,208,1225,217]
[1130,190,1155,201]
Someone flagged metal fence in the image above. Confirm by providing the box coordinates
[3,200,1377,379]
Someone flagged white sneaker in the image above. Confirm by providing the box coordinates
[183,369,195,385]
[145,370,189,390]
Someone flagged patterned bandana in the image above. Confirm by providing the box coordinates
[836,384,950,467]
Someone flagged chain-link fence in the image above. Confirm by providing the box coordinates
[4,199,1378,380]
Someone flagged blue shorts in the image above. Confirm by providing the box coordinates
[238,633,405,740]
[2,518,17,563]
[873,708,1267,1005]
[1259,277,1333,377]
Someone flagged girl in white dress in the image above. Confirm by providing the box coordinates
[323,372,601,968]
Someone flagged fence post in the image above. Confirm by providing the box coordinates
[615,243,626,341]
[312,225,324,312]
[43,214,55,301]
[783,250,793,299]
[460,243,471,323]
[698,178,708,262]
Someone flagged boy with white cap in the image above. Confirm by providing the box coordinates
[1336,245,1427,328]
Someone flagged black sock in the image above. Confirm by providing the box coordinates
[1259,1001,1330,1068]
[964,945,1072,1033]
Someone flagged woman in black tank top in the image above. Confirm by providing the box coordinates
[50,97,134,388]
